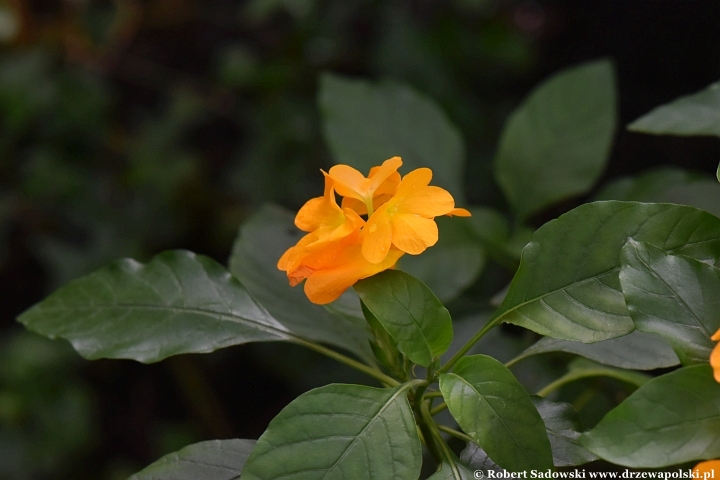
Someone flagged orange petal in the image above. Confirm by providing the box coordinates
[693,460,720,478]
[712,327,720,342]
[341,196,368,215]
[362,209,393,264]
[327,164,368,202]
[711,342,720,383]
[295,175,342,231]
[447,208,472,217]
[396,168,433,197]
[303,246,404,304]
[399,185,456,217]
[391,214,438,255]
[366,156,403,195]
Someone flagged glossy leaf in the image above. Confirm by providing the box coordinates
[398,216,485,302]
[628,81,720,137]
[18,250,292,363]
[319,74,465,200]
[129,439,256,480]
[355,270,452,367]
[439,355,553,472]
[580,365,720,467]
[514,330,679,370]
[538,358,650,398]
[532,397,598,467]
[619,240,720,364]
[493,201,720,343]
[460,442,505,475]
[229,205,374,363]
[242,383,421,480]
[494,59,616,220]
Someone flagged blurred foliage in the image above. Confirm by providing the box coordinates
[0,0,718,478]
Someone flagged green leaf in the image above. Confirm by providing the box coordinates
[580,365,720,467]
[493,201,720,343]
[229,205,374,363]
[531,397,598,467]
[319,74,465,200]
[619,240,720,364]
[594,168,720,219]
[398,216,485,302]
[18,250,293,363]
[460,442,505,475]
[439,355,553,472]
[354,270,453,367]
[242,383,421,480]
[628,81,720,137]
[128,439,256,480]
[513,330,679,370]
[494,59,617,220]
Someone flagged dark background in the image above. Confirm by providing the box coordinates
[0,1,719,478]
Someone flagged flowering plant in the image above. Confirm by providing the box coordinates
[17,60,720,479]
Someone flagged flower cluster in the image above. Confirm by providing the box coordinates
[278,157,470,304]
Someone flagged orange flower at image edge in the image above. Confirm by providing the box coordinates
[694,460,720,478]
[711,328,720,383]
[277,157,470,304]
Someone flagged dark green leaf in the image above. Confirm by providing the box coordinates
[128,439,256,480]
[628,81,720,137]
[580,365,720,467]
[439,355,553,472]
[532,397,598,467]
[228,205,374,363]
[460,442,505,475]
[242,383,421,480]
[493,201,720,343]
[18,250,293,363]
[620,240,720,364]
[594,168,720,219]
[494,59,617,220]
[398,216,485,302]
[319,74,465,200]
[354,270,453,367]
[513,330,679,370]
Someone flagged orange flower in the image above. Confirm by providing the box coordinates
[694,460,720,478]
[711,328,720,383]
[278,157,470,304]
[362,167,469,264]
[328,157,402,216]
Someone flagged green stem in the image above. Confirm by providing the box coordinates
[536,368,649,397]
[437,317,500,374]
[420,401,461,475]
[429,402,447,416]
[293,338,400,387]
[423,391,444,399]
[437,424,474,444]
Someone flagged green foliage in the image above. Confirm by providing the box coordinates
[128,439,256,480]
[580,365,720,467]
[439,355,553,472]
[493,201,720,343]
[355,270,453,367]
[242,383,422,480]
[494,60,617,220]
[514,330,679,370]
[628,81,720,137]
[319,74,465,200]
[620,240,720,364]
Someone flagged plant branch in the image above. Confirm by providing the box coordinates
[429,402,447,416]
[437,424,474,444]
[293,338,400,387]
[437,317,500,374]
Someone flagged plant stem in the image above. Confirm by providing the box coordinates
[437,424,474,444]
[293,338,400,387]
[437,317,500,374]
[423,391,444,399]
[429,402,447,416]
